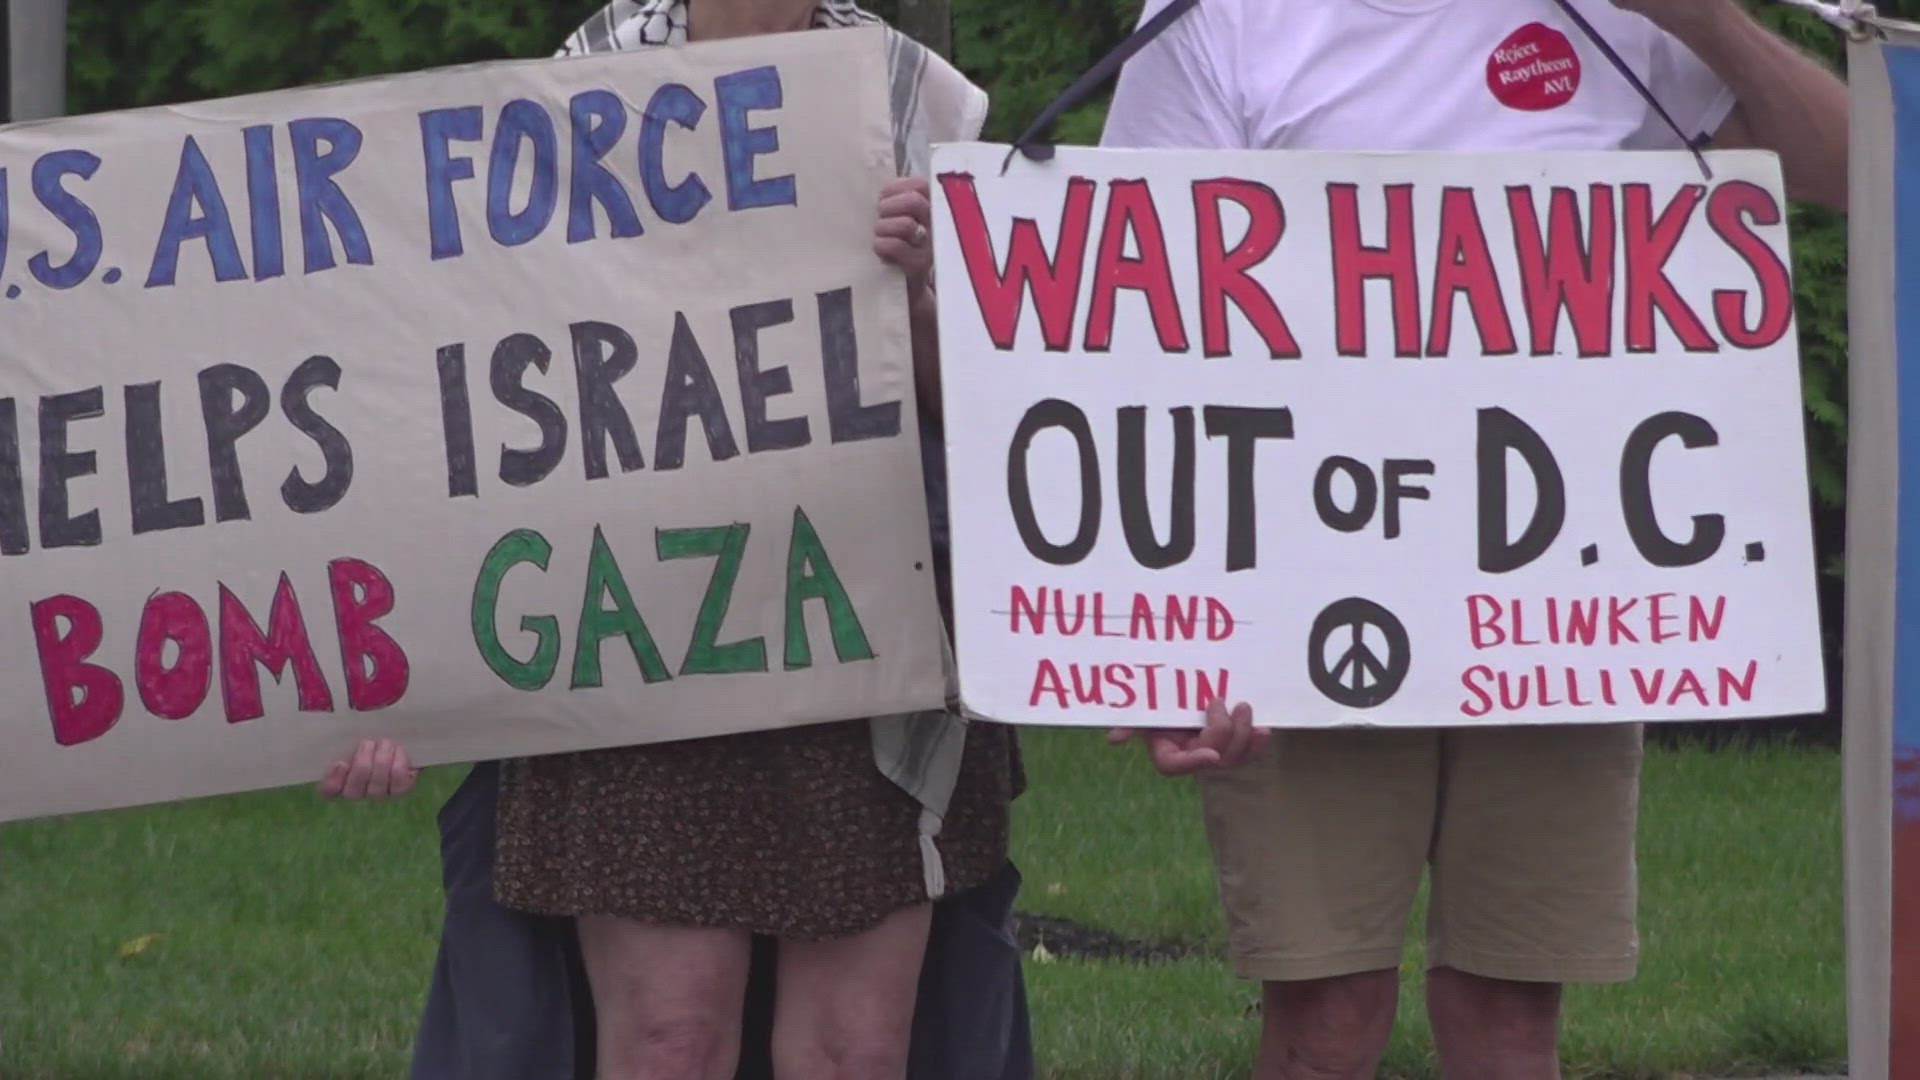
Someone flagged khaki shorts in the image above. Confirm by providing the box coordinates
[1198,723,1642,985]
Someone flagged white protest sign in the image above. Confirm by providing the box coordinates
[0,27,948,822]
[931,143,1825,729]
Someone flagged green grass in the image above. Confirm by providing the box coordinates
[1014,731,1846,1079]
[0,733,1844,1078]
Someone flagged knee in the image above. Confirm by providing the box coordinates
[1263,972,1399,1075]
[776,1022,911,1080]
[1428,967,1561,1051]
[602,1012,736,1080]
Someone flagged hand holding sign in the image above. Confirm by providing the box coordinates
[1107,697,1267,775]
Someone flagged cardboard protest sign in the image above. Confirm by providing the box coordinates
[931,143,1824,730]
[0,26,948,822]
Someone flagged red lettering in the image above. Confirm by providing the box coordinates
[1607,596,1640,644]
[1668,667,1709,707]
[1192,179,1299,358]
[1689,595,1727,641]
[1055,591,1088,636]
[1011,585,1045,635]
[1460,665,1495,717]
[1648,592,1679,644]
[32,595,123,747]
[330,558,410,712]
[1467,594,1505,648]
[1630,667,1665,704]
[1086,179,1188,352]
[1140,663,1164,709]
[1497,670,1530,710]
[219,573,334,723]
[136,591,212,720]
[1719,660,1757,703]
[1565,598,1600,645]
[1509,184,1615,357]
[1622,184,1715,353]
[1428,187,1516,356]
[1030,657,1067,708]
[1205,598,1234,641]
[1070,663,1104,706]
[939,171,1096,352]
[1707,181,1794,349]
[1106,663,1139,708]
[1164,595,1197,640]
[1195,668,1230,709]
[1329,183,1421,356]
[1128,593,1158,640]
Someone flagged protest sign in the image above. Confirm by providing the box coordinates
[1844,17,1920,1076]
[0,26,948,823]
[931,143,1824,730]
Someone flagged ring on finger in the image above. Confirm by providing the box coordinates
[911,223,928,246]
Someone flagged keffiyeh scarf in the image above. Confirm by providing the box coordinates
[557,0,988,900]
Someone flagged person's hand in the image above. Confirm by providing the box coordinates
[317,737,418,799]
[873,177,934,300]
[1108,698,1269,776]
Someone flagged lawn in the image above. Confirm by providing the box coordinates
[0,731,1844,1079]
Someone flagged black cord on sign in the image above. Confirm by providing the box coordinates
[1,0,12,125]
[1000,0,1202,174]
[1548,0,1715,179]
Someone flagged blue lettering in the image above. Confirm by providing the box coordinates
[243,125,284,281]
[568,90,642,244]
[641,83,712,225]
[289,117,374,274]
[420,106,483,260]
[714,67,796,211]
[146,135,247,288]
[28,150,103,290]
[487,100,559,247]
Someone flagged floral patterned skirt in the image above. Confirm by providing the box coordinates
[492,717,1021,941]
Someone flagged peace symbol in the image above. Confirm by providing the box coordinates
[1307,598,1410,709]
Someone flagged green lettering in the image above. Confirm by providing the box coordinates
[471,528,560,690]
[657,523,767,675]
[783,507,875,670]
[571,525,672,689]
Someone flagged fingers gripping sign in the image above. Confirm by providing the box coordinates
[1108,697,1269,777]
[318,737,419,800]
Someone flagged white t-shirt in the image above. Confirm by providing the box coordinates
[1100,0,1736,153]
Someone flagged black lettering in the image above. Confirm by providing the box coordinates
[436,343,478,498]
[818,287,899,443]
[1204,405,1294,572]
[280,356,354,514]
[491,333,567,487]
[1314,456,1376,533]
[1383,459,1434,540]
[1117,406,1194,569]
[731,299,810,452]
[1477,407,1565,573]
[1621,411,1724,568]
[126,382,205,534]
[198,365,271,523]
[0,400,28,554]
[39,388,105,547]
[655,313,740,471]
[1007,399,1100,565]
[571,321,645,480]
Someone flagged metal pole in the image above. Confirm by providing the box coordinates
[895,0,951,59]
[7,0,66,122]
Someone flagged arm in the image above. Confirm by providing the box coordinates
[874,177,944,419]
[1619,0,1848,210]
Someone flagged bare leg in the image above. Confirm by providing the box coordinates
[1255,970,1399,1080]
[773,903,934,1080]
[576,916,752,1080]
[1426,966,1562,1080]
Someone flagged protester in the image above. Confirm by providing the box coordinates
[1097,1,1847,1076]
[323,3,1037,1077]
